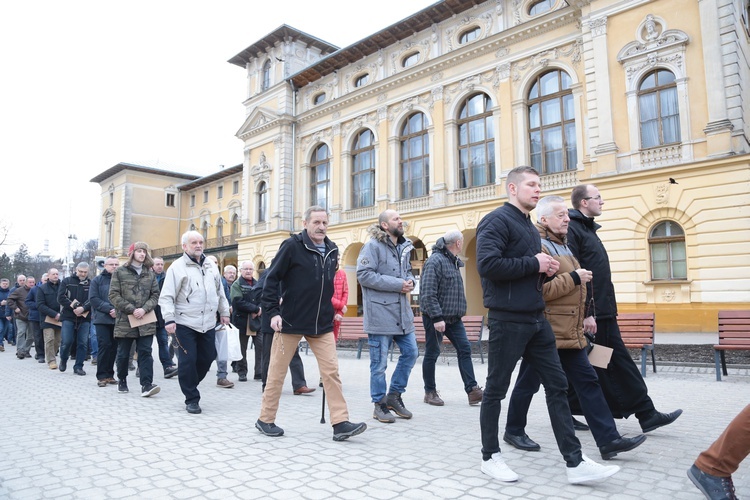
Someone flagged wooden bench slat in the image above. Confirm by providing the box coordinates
[714,310,750,381]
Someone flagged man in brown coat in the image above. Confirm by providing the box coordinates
[109,242,161,397]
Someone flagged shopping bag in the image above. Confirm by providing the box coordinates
[225,324,243,362]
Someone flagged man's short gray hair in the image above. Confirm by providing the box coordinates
[304,205,328,221]
[239,261,254,270]
[223,265,237,272]
[443,230,463,247]
[536,195,566,222]
[76,262,89,270]
[181,230,204,245]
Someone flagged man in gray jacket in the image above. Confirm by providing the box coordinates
[357,210,418,423]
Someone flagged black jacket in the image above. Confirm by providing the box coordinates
[567,209,617,319]
[37,281,62,329]
[57,275,91,323]
[89,271,115,325]
[261,230,338,336]
[476,202,545,322]
[231,275,260,334]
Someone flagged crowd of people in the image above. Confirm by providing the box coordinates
[1,170,745,497]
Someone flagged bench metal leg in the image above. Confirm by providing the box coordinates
[714,349,722,381]
[477,339,484,364]
[356,339,365,359]
[640,348,647,377]
[721,350,728,376]
[650,350,657,373]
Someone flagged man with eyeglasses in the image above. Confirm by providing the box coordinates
[229,261,263,383]
[567,184,682,434]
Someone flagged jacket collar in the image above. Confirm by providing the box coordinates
[569,209,601,231]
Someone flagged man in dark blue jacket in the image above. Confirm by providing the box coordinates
[89,256,119,387]
[476,166,619,485]
[256,205,366,442]
[25,280,44,362]
[37,269,62,369]
[567,184,682,432]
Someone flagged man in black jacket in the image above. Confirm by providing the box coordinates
[57,262,92,375]
[37,268,62,369]
[476,166,619,485]
[229,261,263,383]
[567,184,682,432]
[255,206,365,442]
[89,257,119,387]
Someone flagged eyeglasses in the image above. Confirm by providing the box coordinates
[583,195,602,201]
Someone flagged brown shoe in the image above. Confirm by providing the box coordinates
[217,378,235,389]
[424,390,445,406]
[293,386,316,395]
[49,362,58,370]
[97,379,108,387]
[107,378,118,385]
[0,345,4,352]
[468,386,484,406]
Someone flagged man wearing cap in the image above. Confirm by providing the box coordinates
[57,264,90,375]
[109,242,161,397]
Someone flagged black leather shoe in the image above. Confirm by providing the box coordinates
[503,432,541,451]
[238,374,248,382]
[74,368,86,376]
[600,434,647,460]
[186,403,202,414]
[640,409,683,433]
[572,417,589,431]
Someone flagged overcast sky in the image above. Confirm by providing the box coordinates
[0,0,435,261]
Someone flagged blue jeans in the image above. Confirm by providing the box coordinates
[479,313,582,466]
[155,326,173,369]
[89,323,98,359]
[368,332,418,403]
[422,315,478,393]
[0,317,10,345]
[507,350,620,448]
[61,320,90,370]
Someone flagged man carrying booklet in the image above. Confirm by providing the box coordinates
[109,242,161,397]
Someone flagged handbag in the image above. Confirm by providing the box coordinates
[246,314,260,336]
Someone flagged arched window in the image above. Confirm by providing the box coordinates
[310,145,330,210]
[649,221,687,280]
[257,261,266,276]
[201,221,208,241]
[352,130,375,208]
[528,69,576,174]
[257,182,268,223]
[458,93,495,188]
[529,0,553,15]
[313,92,326,105]
[354,74,369,88]
[402,52,419,68]
[261,60,271,91]
[459,27,481,44]
[639,69,680,149]
[215,218,224,239]
[231,213,240,235]
[399,112,429,199]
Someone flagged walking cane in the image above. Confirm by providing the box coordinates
[320,387,326,424]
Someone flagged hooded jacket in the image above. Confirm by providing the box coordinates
[419,237,466,323]
[566,209,617,319]
[261,230,338,336]
[537,223,586,350]
[109,264,160,338]
[476,202,545,322]
[89,269,115,326]
[158,253,230,333]
[57,275,91,323]
[356,223,415,336]
[36,280,62,329]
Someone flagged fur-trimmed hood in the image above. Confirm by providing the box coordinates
[367,223,410,246]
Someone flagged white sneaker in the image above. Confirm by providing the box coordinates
[481,453,519,482]
[566,454,620,484]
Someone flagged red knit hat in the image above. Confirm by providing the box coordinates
[128,243,135,256]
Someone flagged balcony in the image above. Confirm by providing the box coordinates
[540,169,579,192]
[640,144,682,169]
[151,234,238,258]
[453,184,498,205]
[343,206,376,223]
[394,196,430,214]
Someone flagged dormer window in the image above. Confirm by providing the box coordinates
[313,92,326,105]
[459,27,481,44]
[402,52,419,68]
[529,0,553,15]
[354,74,369,88]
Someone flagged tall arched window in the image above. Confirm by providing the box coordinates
[261,60,271,91]
[201,221,208,241]
[310,144,330,210]
[257,182,268,223]
[649,221,687,280]
[399,112,429,199]
[528,69,576,174]
[639,69,680,149]
[458,93,495,189]
[352,129,375,208]
[231,213,240,235]
[215,218,224,239]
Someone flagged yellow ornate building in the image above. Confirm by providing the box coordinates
[94,0,750,334]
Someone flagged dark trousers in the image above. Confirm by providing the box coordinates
[479,314,582,466]
[30,321,44,360]
[507,350,620,447]
[422,315,478,393]
[116,336,154,387]
[95,324,116,381]
[175,325,216,405]
[155,326,173,369]
[61,320,89,370]
[236,332,262,378]
[261,331,307,391]
[589,317,655,420]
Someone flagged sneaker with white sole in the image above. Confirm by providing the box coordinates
[566,454,620,484]
[481,453,519,482]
